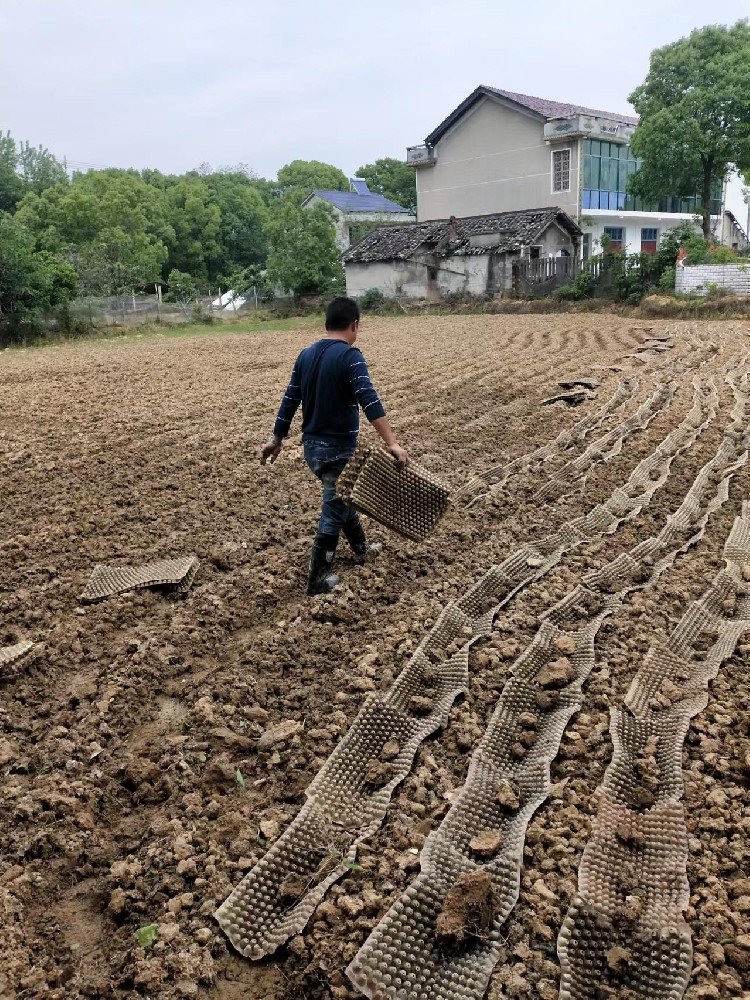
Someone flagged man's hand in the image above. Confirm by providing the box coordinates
[371,416,409,469]
[258,435,283,465]
[389,442,410,469]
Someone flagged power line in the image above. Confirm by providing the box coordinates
[65,158,118,171]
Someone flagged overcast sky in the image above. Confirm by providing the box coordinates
[2,0,748,180]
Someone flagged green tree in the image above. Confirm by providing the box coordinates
[63,234,167,296]
[0,215,77,336]
[0,131,68,213]
[165,269,198,316]
[16,169,170,292]
[16,139,68,194]
[248,175,282,207]
[163,177,222,282]
[203,171,269,276]
[356,157,416,213]
[0,134,25,213]
[266,200,343,297]
[276,159,349,198]
[628,20,750,237]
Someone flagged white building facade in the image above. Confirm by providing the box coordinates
[407,86,742,257]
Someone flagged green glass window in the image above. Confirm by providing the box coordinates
[583,139,723,216]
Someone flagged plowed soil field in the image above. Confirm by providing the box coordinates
[1,315,749,1000]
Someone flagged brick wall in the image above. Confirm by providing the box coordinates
[675,264,750,296]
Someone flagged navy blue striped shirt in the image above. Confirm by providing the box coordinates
[273,338,386,445]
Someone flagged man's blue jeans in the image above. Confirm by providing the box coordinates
[303,438,358,538]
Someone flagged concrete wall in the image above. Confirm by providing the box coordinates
[345,251,517,300]
[416,96,580,222]
[345,259,430,299]
[534,220,575,256]
[436,255,489,297]
[676,264,750,296]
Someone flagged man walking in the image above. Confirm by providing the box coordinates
[258,297,409,596]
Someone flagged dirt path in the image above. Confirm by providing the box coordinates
[1,316,748,999]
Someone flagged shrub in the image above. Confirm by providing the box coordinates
[552,270,595,301]
[190,304,214,324]
[442,290,486,306]
[706,245,739,264]
[658,266,676,292]
[358,288,386,310]
[703,282,731,299]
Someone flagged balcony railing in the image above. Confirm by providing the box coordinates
[406,145,435,167]
[544,116,636,144]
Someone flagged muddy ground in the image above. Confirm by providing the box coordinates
[1,315,749,1000]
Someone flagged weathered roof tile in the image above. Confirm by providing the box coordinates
[424,85,638,146]
[343,208,581,263]
[485,87,639,125]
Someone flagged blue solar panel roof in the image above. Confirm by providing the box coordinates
[312,190,412,214]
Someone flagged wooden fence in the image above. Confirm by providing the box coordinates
[512,256,618,296]
[512,256,577,294]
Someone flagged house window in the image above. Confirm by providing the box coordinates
[582,138,722,215]
[641,227,659,254]
[530,245,542,260]
[582,233,592,260]
[552,149,571,193]
[603,226,624,252]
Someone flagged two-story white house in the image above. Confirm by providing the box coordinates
[407,85,733,258]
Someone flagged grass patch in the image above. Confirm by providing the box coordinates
[1,312,324,356]
[128,312,323,342]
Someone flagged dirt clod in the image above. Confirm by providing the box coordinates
[364,758,396,787]
[606,945,632,973]
[277,874,307,905]
[553,634,577,654]
[256,719,304,752]
[435,870,498,953]
[469,828,503,858]
[536,689,561,710]
[537,657,576,688]
[496,779,521,811]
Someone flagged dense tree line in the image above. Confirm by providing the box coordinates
[0,135,416,332]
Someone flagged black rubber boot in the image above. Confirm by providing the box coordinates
[343,514,382,562]
[306,533,340,596]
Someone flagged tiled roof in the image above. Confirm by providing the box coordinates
[308,190,413,214]
[424,85,638,146]
[484,87,639,125]
[343,208,581,263]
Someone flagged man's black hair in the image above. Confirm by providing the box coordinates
[325,296,360,331]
